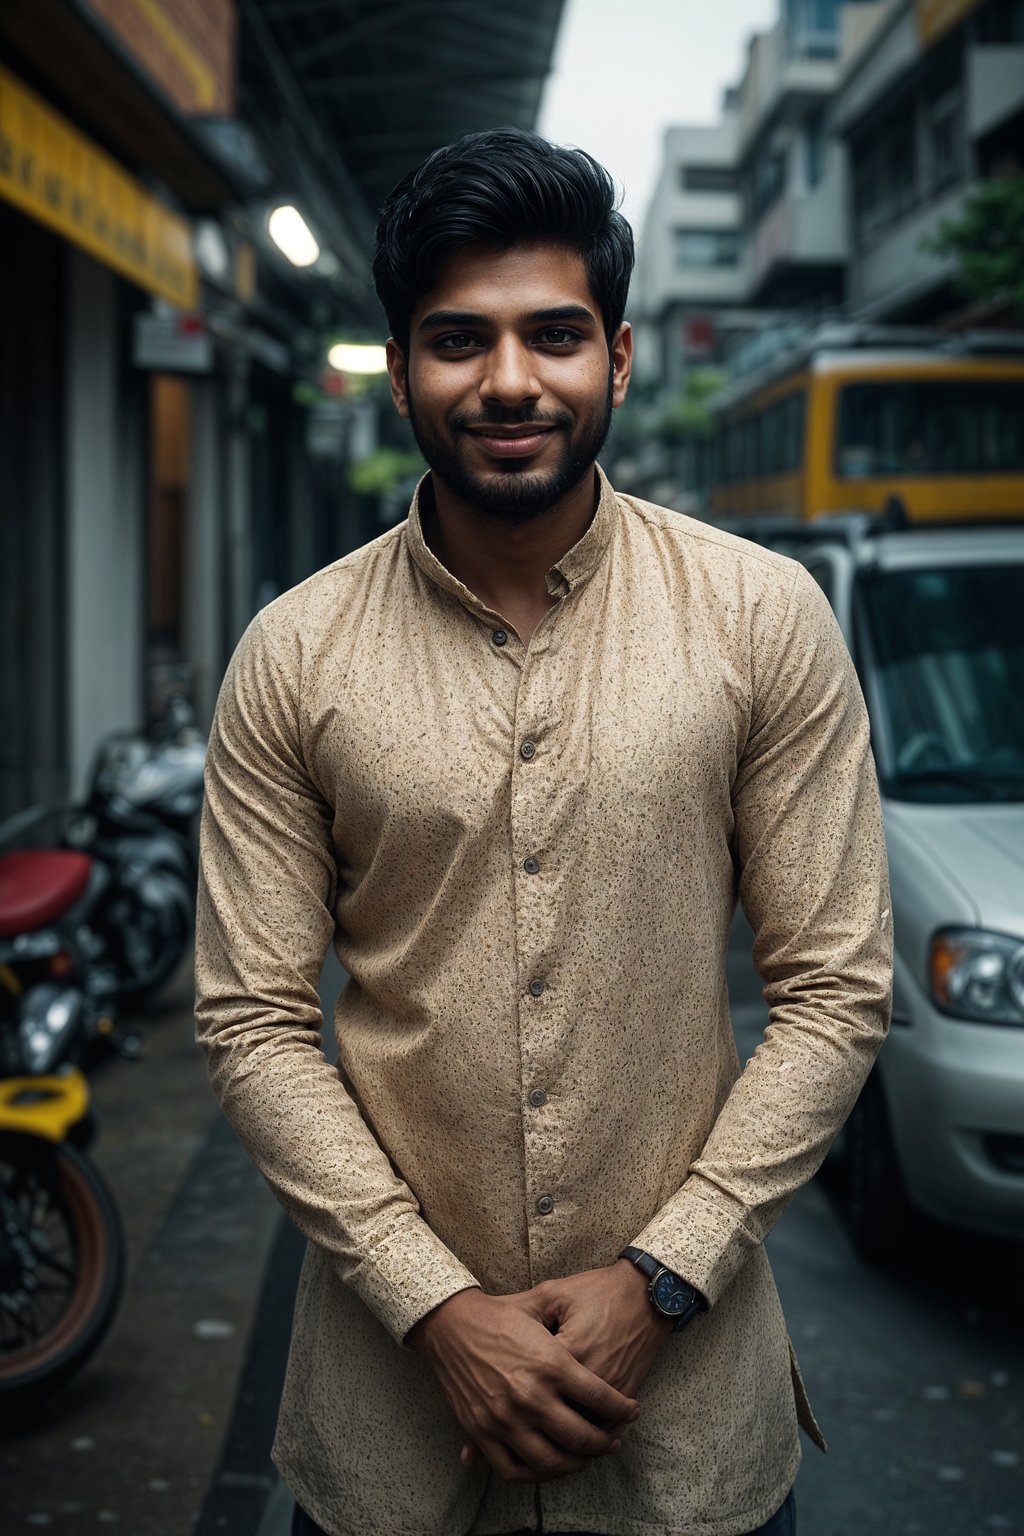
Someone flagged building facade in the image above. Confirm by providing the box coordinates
[634,0,1024,510]
[837,0,1024,319]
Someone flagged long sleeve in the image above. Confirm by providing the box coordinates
[633,563,893,1305]
[194,611,479,1343]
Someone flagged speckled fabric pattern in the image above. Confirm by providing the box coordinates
[195,467,892,1536]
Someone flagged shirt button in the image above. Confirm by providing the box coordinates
[528,1087,548,1108]
[520,740,537,760]
[536,1194,555,1215]
[523,856,540,874]
[491,629,508,646]
[529,979,545,997]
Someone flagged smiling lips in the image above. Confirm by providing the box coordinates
[465,425,557,459]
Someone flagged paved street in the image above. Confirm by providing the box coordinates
[1,936,1021,1535]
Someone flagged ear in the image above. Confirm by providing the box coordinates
[610,322,633,409]
[386,338,410,418]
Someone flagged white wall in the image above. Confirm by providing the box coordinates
[65,250,145,797]
[187,376,226,728]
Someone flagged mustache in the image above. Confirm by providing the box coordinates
[449,406,573,431]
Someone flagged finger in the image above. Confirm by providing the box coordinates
[472,1425,577,1486]
[559,1354,641,1425]
[459,1441,479,1466]
[507,1428,590,1481]
[541,1400,624,1458]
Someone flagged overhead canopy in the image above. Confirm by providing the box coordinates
[241,0,566,232]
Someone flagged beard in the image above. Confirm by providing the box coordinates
[405,369,614,527]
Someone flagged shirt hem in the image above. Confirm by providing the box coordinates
[272,1445,801,1536]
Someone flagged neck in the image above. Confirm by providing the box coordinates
[423,467,599,641]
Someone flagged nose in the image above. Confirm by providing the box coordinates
[479,335,542,409]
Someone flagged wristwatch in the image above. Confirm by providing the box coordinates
[619,1246,706,1331]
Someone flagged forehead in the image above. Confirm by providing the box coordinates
[411,243,599,326]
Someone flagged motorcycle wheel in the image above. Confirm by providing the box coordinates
[0,1133,124,1411]
[108,873,192,1008]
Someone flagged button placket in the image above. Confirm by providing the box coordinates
[510,648,566,1267]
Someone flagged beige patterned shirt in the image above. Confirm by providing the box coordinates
[195,468,892,1536]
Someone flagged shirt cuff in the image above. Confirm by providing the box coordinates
[343,1213,481,1345]
[631,1176,760,1308]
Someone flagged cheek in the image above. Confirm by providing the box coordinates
[414,363,475,415]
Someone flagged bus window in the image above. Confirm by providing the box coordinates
[784,392,806,471]
[837,381,1024,476]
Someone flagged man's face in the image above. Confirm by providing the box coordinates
[387,243,632,525]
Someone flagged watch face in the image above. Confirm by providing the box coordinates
[652,1269,695,1317]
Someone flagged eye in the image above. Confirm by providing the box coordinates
[536,327,581,348]
[437,333,479,352]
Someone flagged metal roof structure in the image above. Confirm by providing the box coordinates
[239,0,566,311]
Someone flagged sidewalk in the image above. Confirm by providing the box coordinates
[0,961,286,1536]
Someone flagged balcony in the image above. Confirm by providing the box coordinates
[745,179,847,304]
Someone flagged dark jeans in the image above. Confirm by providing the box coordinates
[291,1486,796,1536]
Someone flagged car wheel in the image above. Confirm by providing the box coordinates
[844,1074,913,1264]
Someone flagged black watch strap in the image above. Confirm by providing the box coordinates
[619,1246,705,1331]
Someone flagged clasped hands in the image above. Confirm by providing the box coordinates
[408,1259,673,1485]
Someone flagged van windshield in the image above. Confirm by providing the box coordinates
[859,563,1024,803]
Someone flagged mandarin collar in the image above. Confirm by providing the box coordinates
[404,465,619,610]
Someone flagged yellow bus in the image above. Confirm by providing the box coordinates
[708,327,1024,523]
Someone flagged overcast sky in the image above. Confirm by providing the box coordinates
[538,0,779,236]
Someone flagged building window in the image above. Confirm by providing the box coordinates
[674,227,739,268]
[975,0,1024,44]
[851,99,920,251]
[805,109,827,189]
[745,139,788,227]
[926,87,963,195]
[680,165,737,194]
[785,0,842,58]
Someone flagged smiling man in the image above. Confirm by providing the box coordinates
[195,130,892,1536]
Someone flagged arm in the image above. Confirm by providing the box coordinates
[196,612,639,1478]
[469,565,888,1424]
[631,562,893,1305]
[195,611,479,1342]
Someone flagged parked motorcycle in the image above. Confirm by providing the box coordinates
[63,722,205,1008]
[0,848,131,1075]
[0,1065,124,1413]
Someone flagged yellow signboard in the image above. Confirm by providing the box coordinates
[916,0,984,47]
[0,66,197,309]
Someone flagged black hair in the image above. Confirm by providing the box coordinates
[373,127,635,353]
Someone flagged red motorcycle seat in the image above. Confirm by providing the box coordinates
[0,850,93,936]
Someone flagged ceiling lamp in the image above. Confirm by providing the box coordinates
[328,342,388,374]
[268,205,320,268]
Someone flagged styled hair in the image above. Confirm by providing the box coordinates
[373,127,635,352]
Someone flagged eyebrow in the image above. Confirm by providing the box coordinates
[417,303,599,333]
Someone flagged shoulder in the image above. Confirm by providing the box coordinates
[613,491,805,610]
[220,523,409,706]
[259,522,407,640]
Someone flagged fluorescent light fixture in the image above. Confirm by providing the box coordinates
[328,342,388,374]
[268,205,320,267]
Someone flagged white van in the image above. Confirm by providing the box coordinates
[786,519,1024,1258]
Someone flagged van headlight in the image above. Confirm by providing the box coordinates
[930,929,1024,1025]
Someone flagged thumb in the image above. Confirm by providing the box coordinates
[460,1441,479,1465]
[506,1283,556,1327]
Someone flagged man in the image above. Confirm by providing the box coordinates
[195,129,892,1536]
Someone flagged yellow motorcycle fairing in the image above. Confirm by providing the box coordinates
[0,1069,90,1142]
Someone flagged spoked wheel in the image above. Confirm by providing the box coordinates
[0,1133,124,1412]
